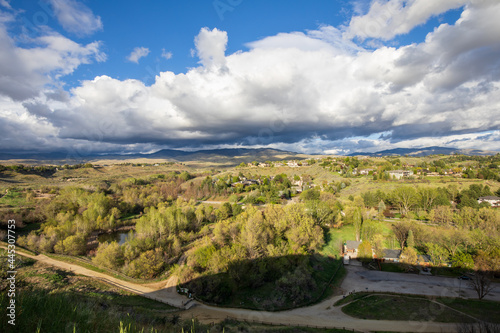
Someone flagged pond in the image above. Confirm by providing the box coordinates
[98,230,135,245]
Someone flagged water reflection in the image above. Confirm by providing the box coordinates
[97,230,135,245]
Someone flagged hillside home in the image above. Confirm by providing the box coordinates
[388,170,414,179]
[382,249,402,262]
[343,240,362,259]
[478,196,500,207]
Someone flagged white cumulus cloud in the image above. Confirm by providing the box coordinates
[0,17,105,101]
[127,47,150,64]
[1,2,500,155]
[194,27,228,69]
[162,49,173,60]
[345,0,468,40]
[49,0,103,36]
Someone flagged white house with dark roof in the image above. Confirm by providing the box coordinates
[382,249,402,262]
[478,196,500,207]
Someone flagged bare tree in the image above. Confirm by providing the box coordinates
[392,221,410,249]
[469,270,495,300]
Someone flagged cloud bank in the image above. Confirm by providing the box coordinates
[0,0,499,156]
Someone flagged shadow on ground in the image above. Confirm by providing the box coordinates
[178,254,343,311]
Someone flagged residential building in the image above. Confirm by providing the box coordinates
[388,170,414,179]
[478,196,500,207]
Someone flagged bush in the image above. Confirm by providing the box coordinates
[124,248,164,279]
[92,242,124,270]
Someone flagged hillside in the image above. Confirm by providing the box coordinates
[350,146,498,157]
[0,148,310,165]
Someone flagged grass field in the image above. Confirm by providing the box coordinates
[321,225,355,258]
[437,297,500,323]
[0,189,30,208]
[342,294,474,322]
[340,293,500,323]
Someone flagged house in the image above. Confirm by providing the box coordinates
[388,170,414,179]
[478,196,500,207]
[382,249,402,263]
[417,254,432,267]
[359,169,373,175]
[287,160,299,167]
[343,240,362,259]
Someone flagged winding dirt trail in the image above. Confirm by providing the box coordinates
[5,247,474,332]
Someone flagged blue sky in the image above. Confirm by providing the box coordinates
[0,0,499,156]
[16,0,462,84]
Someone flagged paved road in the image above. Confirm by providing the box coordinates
[342,266,500,302]
[6,246,497,332]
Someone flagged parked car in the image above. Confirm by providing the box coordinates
[458,275,471,280]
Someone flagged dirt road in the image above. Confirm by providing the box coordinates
[3,247,187,308]
[6,247,487,332]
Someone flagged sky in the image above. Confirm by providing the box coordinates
[0,0,499,157]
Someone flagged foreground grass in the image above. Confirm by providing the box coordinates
[0,256,180,332]
[341,293,500,323]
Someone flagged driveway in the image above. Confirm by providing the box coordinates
[341,265,500,302]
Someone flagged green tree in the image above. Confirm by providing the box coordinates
[125,248,164,279]
[426,243,449,266]
[179,171,192,181]
[357,240,372,262]
[61,235,86,256]
[429,205,453,225]
[451,251,474,271]
[406,229,415,248]
[300,188,320,202]
[418,187,438,212]
[378,200,386,213]
[92,242,124,270]
[392,186,417,216]
[217,202,233,220]
[401,246,418,264]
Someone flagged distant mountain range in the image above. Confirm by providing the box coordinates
[1,146,497,163]
[350,146,498,157]
[0,148,306,164]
